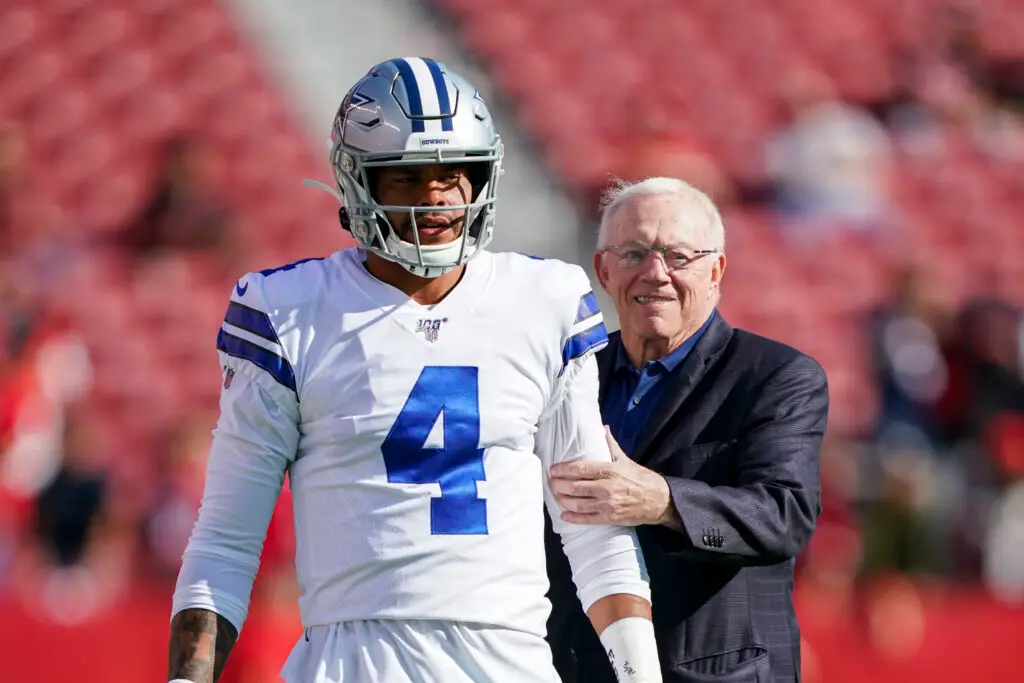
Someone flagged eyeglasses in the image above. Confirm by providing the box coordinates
[599,244,718,271]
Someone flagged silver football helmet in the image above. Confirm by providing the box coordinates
[329,58,504,278]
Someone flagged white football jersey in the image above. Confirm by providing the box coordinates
[172,247,649,640]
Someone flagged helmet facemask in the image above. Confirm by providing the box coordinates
[334,144,503,279]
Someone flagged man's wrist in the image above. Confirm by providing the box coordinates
[655,476,681,530]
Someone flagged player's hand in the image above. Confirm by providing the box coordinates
[549,427,675,527]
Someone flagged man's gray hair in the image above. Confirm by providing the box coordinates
[596,177,726,251]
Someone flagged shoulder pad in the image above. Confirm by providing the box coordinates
[217,261,319,393]
[499,254,608,368]
[243,256,329,310]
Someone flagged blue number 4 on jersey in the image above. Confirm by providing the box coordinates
[381,366,488,535]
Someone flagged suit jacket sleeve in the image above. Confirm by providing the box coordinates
[653,353,828,565]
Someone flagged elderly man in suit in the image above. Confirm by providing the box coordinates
[545,177,829,683]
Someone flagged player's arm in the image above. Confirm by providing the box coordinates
[168,609,237,683]
[168,291,301,683]
[539,349,662,683]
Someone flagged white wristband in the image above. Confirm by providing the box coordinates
[168,679,196,683]
[599,616,662,683]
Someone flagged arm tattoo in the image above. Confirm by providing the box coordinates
[167,608,239,683]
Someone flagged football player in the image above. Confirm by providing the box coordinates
[168,58,661,683]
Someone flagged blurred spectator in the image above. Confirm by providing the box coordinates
[0,124,84,301]
[868,263,953,444]
[943,299,1024,445]
[8,202,82,302]
[115,135,235,266]
[141,414,214,580]
[887,61,1024,163]
[930,0,990,94]
[766,69,894,240]
[33,409,108,569]
[0,268,38,388]
[984,481,1024,604]
[1,259,93,503]
[987,412,1024,481]
[7,405,132,624]
[141,412,296,582]
[860,445,945,577]
[808,437,862,567]
[0,125,28,257]
[991,58,1024,109]
[886,2,1024,163]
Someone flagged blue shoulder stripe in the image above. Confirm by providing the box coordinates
[575,291,600,323]
[258,257,324,278]
[223,301,279,343]
[217,329,296,392]
[562,321,609,366]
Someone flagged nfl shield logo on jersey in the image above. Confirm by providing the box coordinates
[415,318,447,343]
[223,366,235,389]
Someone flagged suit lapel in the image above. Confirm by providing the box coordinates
[630,314,734,463]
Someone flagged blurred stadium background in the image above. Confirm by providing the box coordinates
[1,0,1023,680]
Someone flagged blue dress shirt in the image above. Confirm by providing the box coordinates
[602,310,716,457]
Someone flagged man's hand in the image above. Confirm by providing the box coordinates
[550,427,680,529]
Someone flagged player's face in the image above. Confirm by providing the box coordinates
[375,164,473,246]
[595,194,725,353]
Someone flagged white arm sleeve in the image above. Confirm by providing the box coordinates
[538,353,651,613]
[170,355,300,634]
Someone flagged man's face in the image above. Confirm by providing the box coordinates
[594,194,726,351]
[374,164,473,246]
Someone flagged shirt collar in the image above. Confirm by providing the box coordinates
[614,309,717,376]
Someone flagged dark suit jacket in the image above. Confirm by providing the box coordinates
[545,314,828,683]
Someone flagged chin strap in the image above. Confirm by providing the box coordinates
[302,179,344,203]
[301,178,459,279]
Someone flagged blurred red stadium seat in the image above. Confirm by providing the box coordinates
[150,5,229,63]
[455,9,533,62]
[22,83,95,151]
[116,84,187,144]
[87,43,160,109]
[177,45,253,108]
[0,46,70,115]
[63,6,138,63]
[0,6,55,63]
